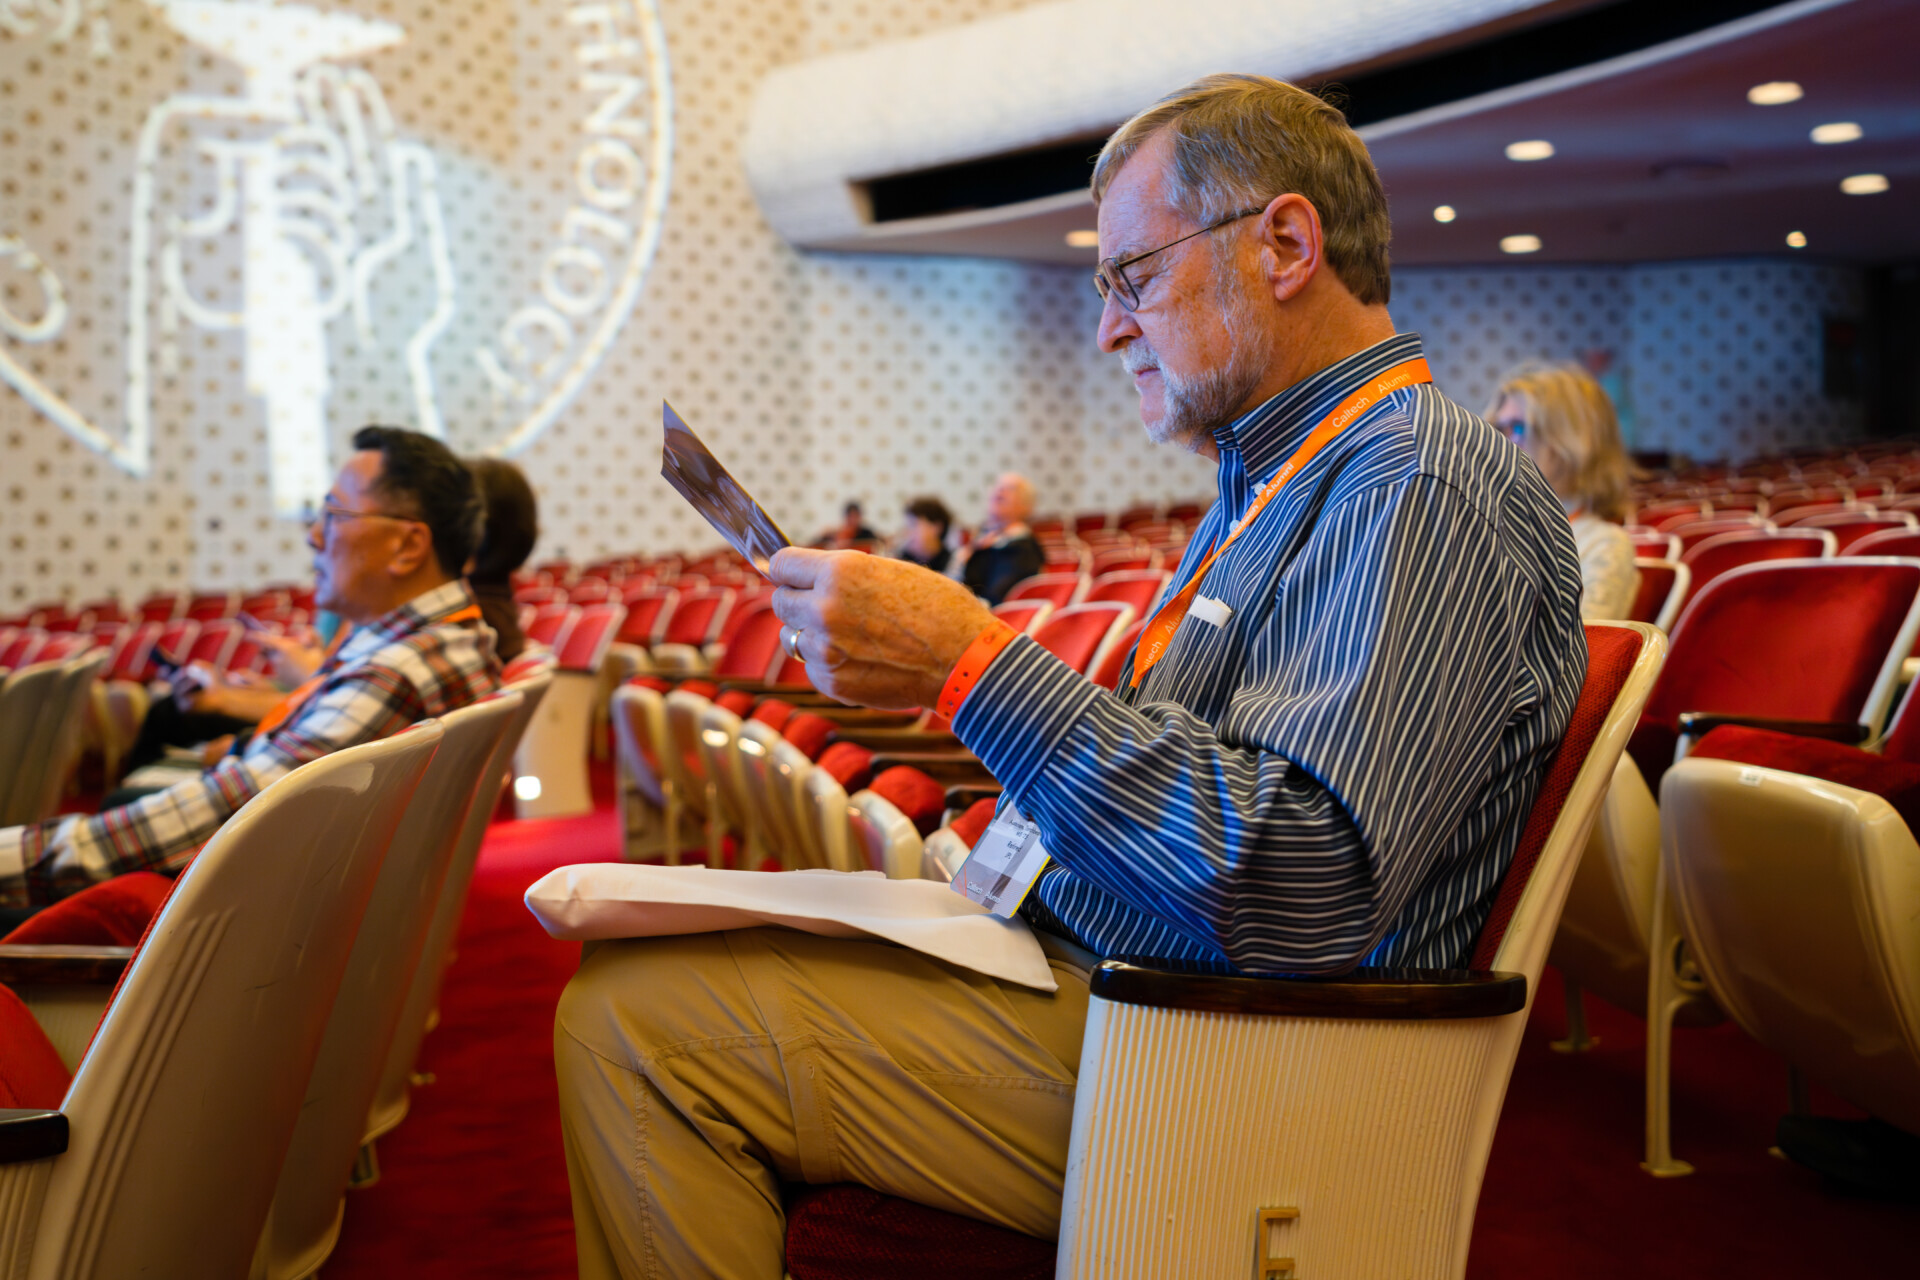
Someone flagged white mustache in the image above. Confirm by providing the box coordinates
[1120,343,1159,376]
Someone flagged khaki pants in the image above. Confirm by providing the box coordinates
[553,928,1093,1279]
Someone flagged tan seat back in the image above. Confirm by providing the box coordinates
[20,651,109,823]
[17,725,441,1280]
[367,671,551,1143]
[256,693,523,1279]
[0,660,64,825]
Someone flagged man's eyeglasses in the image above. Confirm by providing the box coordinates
[312,498,423,538]
[1092,206,1265,311]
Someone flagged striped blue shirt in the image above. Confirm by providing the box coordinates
[952,334,1586,974]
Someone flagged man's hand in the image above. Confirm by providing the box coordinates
[256,633,324,684]
[769,549,997,709]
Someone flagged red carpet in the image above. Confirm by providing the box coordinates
[329,776,1919,1277]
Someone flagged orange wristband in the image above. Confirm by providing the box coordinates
[935,620,1019,722]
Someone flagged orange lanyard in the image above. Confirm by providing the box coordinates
[1132,357,1432,687]
[255,604,481,736]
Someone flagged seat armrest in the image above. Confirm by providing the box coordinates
[0,944,136,985]
[716,681,826,700]
[1676,713,1870,745]
[944,783,1003,811]
[1092,959,1527,1020]
[0,1110,68,1164]
[801,708,922,728]
[828,728,962,750]
[868,753,996,785]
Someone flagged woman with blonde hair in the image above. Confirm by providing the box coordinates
[1488,364,1640,620]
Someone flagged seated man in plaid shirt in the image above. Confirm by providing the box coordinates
[0,426,502,913]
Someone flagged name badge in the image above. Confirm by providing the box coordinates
[951,805,1051,918]
[1190,595,1234,627]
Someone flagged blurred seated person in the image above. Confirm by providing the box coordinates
[466,455,540,664]
[822,501,878,550]
[895,496,954,573]
[1488,364,1639,620]
[951,472,1044,604]
[0,426,500,916]
[116,626,323,784]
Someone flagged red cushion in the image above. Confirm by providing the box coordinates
[715,689,757,718]
[1692,725,1920,833]
[624,674,674,694]
[677,678,720,701]
[868,767,946,836]
[949,797,998,850]
[784,713,835,762]
[816,742,874,793]
[0,983,71,1109]
[0,871,174,946]
[785,1184,1052,1280]
[1470,625,1642,971]
[751,699,796,734]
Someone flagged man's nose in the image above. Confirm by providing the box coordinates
[1096,290,1140,353]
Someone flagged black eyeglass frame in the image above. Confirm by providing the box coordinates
[1092,205,1267,311]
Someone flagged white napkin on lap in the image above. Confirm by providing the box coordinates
[524,864,1058,992]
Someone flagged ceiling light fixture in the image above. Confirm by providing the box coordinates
[1810,121,1863,145]
[1841,173,1890,195]
[1505,139,1554,162]
[1747,80,1803,105]
[1786,230,1808,248]
[1432,205,1457,223]
[1500,234,1542,255]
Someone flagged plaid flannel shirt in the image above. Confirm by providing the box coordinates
[0,579,500,907]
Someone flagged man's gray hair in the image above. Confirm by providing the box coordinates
[1091,73,1392,306]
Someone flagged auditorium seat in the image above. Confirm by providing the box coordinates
[1678,528,1834,608]
[1089,620,1146,691]
[1082,568,1168,616]
[0,724,439,1277]
[1002,573,1085,610]
[786,622,1665,1280]
[1792,509,1919,551]
[616,584,678,648]
[1088,546,1159,576]
[1627,558,1688,632]
[0,649,108,826]
[1625,527,1682,562]
[183,590,241,622]
[1667,515,1772,555]
[990,598,1052,635]
[1632,499,1709,530]
[524,602,577,649]
[1846,528,1920,559]
[1659,696,1920,1168]
[1031,602,1135,676]
[651,586,737,673]
[1551,557,1920,1176]
[512,603,625,819]
[1770,500,1858,527]
[257,694,523,1280]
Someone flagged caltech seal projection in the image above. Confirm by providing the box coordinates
[0,0,673,516]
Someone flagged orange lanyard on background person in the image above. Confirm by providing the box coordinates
[1131,357,1433,688]
[254,604,482,736]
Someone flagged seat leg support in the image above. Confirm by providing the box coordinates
[350,1141,380,1189]
[1550,978,1599,1053]
[1642,862,1695,1177]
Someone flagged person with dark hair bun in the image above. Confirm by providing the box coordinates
[466,456,540,662]
[896,496,953,573]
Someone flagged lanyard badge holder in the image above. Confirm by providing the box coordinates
[951,805,1051,918]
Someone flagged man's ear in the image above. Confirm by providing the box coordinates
[389,522,437,578]
[1256,193,1324,305]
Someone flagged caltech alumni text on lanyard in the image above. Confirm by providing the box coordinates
[1129,357,1433,687]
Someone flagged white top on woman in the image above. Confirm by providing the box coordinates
[1569,509,1640,621]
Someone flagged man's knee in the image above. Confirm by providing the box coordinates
[555,931,767,1067]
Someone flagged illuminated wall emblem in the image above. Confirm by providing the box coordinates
[0,0,672,516]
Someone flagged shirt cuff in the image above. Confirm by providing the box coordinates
[950,634,1105,799]
[934,619,1019,722]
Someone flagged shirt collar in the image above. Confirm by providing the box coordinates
[1211,332,1428,483]
[332,579,478,668]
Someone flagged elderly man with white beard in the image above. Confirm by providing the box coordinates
[554,73,1587,1278]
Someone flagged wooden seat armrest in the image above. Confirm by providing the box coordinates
[1676,713,1870,745]
[801,708,923,727]
[715,682,831,703]
[827,728,962,750]
[944,783,1003,812]
[0,944,136,986]
[1092,959,1527,1020]
[0,1110,68,1164]
[868,753,996,785]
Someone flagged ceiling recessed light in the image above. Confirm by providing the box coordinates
[1505,139,1555,162]
[1811,121,1863,145]
[1432,204,1457,223]
[1841,172,1890,195]
[1500,234,1542,255]
[1747,80,1803,105]
[1786,230,1808,248]
[1064,229,1099,248]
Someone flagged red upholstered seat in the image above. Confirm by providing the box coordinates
[1089,620,1145,691]
[751,698,797,734]
[816,742,874,792]
[0,984,71,1110]
[1680,531,1833,606]
[949,797,999,849]
[713,597,783,682]
[1627,559,1681,626]
[1031,603,1131,676]
[715,689,757,718]
[868,766,946,836]
[783,712,835,761]
[0,871,174,946]
[1690,725,1920,833]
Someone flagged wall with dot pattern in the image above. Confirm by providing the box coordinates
[0,0,1870,609]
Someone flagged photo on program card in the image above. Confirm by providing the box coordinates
[661,401,792,575]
